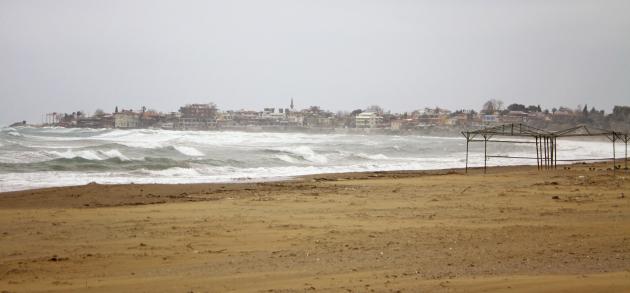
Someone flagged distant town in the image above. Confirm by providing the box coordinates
[13,98,630,133]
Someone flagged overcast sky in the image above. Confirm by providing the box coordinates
[1,0,629,125]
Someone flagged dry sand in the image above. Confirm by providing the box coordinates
[1,163,629,292]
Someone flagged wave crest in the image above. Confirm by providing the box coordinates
[47,149,130,161]
[0,156,191,173]
[173,146,205,157]
[354,153,389,160]
[269,146,328,164]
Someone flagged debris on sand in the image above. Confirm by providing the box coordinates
[48,255,69,262]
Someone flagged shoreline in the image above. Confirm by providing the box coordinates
[1,160,623,197]
[0,163,541,197]
[0,165,469,208]
[0,162,624,209]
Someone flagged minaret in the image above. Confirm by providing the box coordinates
[290,98,294,110]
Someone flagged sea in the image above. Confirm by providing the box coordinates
[0,126,616,192]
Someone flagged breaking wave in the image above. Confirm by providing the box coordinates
[275,154,302,164]
[353,153,389,160]
[0,157,190,173]
[173,146,205,157]
[47,149,130,161]
[267,146,328,164]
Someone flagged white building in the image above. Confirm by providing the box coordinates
[482,114,498,124]
[261,108,288,122]
[114,111,140,128]
[355,112,381,128]
[287,113,304,126]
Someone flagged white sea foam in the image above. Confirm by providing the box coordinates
[46,149,130,161]
[355,153,389,160]
[92,129,168,148]
[274,146,328,163]
[173,146,205,157]
[275,154,301,164]
[38,126,107,134]
[0,160,463,192]
[121,141,164,149]
[48,150,103,160]
[99,149,130,161]
[139,167,201,177]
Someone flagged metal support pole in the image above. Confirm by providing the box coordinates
[542,137,547,169]
[547,137,551,170]
[547,137,553,169]
[550,137,556,169]
[536,136,540,170]
[548,137,551,169]
[549,137,552,169]
[553,137,558,169]
[613,132,617,176]
[549,137,552,170]
[544,137,548,170]
[539,136,543,170]
[625,138,628,174]
[465,135,469,174]
[484,136,488,174]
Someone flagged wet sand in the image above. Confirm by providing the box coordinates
[1,163,629,292]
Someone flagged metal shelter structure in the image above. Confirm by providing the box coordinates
[462,123,629,174]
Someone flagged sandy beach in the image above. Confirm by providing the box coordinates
[1,163,629,292]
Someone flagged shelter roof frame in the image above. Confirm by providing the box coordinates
[461,123,629,175]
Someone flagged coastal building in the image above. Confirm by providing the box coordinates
[500,111,529,123]
[178,103,218,130]
[114,111,140,128]
[179,103,217,118]
[528,111,551,122]
[155,112,180,129]
[77,114,114,128]
[390,119,403,130]
[261,108,288,123]
[287,112,304,126]
[138,110,161,128]
[449,112,472,127]
[413,107,452,127]
[233,110,260,126]
[355,112,381,128]
[215,111,236,127]
[76,117,100,128]
[304,116,334,128]
[482,114,499,125]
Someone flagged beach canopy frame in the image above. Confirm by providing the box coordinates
[462,123,629,175]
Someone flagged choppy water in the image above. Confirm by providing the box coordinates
[0,126,616,192]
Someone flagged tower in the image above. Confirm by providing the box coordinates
[290,98,294,110]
